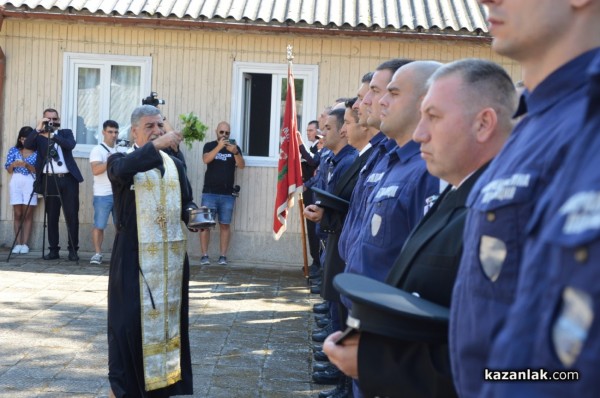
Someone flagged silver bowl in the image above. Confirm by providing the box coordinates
[188,207,216,229]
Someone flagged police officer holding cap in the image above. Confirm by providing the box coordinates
[323,58,516,398]
[449,1,600,397]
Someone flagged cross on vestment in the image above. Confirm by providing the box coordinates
[148,308,160,319]
[156,205,167,230]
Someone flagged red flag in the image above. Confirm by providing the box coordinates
[273,63,303,240]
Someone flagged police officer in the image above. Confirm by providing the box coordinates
[341,61,442,398]
[311,108,357,294]
[298,120,322,277]
[309,111,357,239]
[338,60,411,270]
[342,60,441,290]
[304,98,376,397]
[323,58,516,398]
[450,1,600,397]
[480,38,600,398]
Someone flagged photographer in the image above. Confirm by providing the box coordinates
[24,108,83,261]
[199,121,244,266]
[89,120,119,265]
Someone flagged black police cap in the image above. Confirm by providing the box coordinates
[333,273,450,343]
[312,187,350,213]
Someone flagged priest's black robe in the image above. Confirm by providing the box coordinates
[107,143,196,397]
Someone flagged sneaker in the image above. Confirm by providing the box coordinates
[218,256,227,265]
[11,245,22,254]
[200,255,210,265]
[19,244,29,254]
[90,253,103,265]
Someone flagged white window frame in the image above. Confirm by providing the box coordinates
[62,52,152,158]
[231,62,319,167]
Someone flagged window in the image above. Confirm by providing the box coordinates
[231,62,319,167]
[62,53,152,156]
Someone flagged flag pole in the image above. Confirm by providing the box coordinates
[286,45,310,279]
[273,45,306,280]
[298,193,309,279]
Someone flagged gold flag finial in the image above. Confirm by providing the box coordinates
[287,45,294,62]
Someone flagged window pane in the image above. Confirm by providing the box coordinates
[75,67,101,144]
[245,73,272,157]
[242,74,252,154]
[110,65,141,142]
[232,62,318,163]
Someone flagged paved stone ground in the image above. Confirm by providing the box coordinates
[0,250,325,397]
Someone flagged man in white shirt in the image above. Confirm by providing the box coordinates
[89,120,119,264]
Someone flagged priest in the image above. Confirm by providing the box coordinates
[106,105,197,397]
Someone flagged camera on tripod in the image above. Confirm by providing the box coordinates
[142,92,166,107]
[43,120,59,133]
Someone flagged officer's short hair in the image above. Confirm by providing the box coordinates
[361,71,374,83]
[346,107,359,123]
[376,58,413,75]
[345,97,357,109]
[335,97,352,104]
[429,59,517,130]
[328,108,346,131]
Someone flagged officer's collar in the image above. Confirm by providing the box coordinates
[329,144,355,165]
[391,140,420,164]
[370,131,387,147]
[525,48,598,117]
[514,91,529,118]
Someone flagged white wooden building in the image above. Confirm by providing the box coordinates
[0,0,520,265]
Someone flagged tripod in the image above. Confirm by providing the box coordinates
[6,131,78,263]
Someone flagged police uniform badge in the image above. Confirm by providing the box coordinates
[552,286,593,367]
[479,235,507,282]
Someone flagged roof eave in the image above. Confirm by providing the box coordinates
[0,7,491,42]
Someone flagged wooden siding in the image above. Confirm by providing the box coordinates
[0,19,520,260]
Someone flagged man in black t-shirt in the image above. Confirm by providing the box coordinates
[200,121,245,265]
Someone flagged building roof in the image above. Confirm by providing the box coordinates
[0,0,489,36]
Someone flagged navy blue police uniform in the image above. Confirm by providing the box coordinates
[340,137,397,276]
[338,131,389,263]
[449,49,599,398]
[479,48,600,398]
[341,140,438,311]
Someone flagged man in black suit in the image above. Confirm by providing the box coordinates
[298,120,321,276]
[25,108,84,261]
[323,59,517,398]
[307,99,374,309]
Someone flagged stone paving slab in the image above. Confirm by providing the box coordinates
[0,250,327,397]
